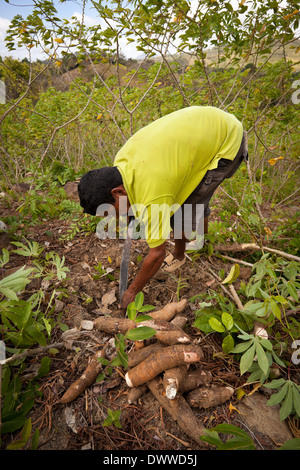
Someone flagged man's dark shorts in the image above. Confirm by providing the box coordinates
[171,132,248,232]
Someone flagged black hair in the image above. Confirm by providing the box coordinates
[78,166,123,215]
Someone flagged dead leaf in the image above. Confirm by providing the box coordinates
[102,289,116,306]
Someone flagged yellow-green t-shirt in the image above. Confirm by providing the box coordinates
[114,106,243,248]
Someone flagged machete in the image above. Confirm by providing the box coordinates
[119,218,135,306]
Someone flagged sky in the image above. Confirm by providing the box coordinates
[0,0,142,60]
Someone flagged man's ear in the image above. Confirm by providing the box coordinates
[111,185,127,199]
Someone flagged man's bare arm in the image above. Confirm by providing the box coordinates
[120,242,166,309]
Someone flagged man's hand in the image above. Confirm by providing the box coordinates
[120,287,137,311]
[119,242,167,312]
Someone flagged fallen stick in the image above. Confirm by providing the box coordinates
[179,369,213,394]
[125,344,204,388]
[214,243,300,263]
[147,377,208,448]
[186,386,234,409]
[60,345,108,404]
[163,365,188,399]
[228,284,244,311]
[1,342,65,365]
[216,254,254,267]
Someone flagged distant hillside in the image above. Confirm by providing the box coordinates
[148,39,300,71]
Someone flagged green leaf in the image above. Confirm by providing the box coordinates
[267,382,289,406]
[256,341,269,376]
[138,304,156,312]
[265,378,286,389]
[6,439,27,450]
[0,266,34,293]
[213,423,251,439]
[126,302,137,321]
[1,414,27,433]
[36,356,51,379]
[280,385,293,421]
[219,436,255,450]
[259,338,273,351]
[31,428,40,450]
[199,430,223,447]
[231,339,254,354]
[135,314,153,323]
[21,418,32,442]
[126,326,156,341]
[222,312,233,330]
[0,287,19,300]
[193,312,216,333]
[209,317,225,333]
[286,282,299,302]
[222,264,240,284]
[292,384,300,417]
[222,334,235,353]
[270,298,281,320]
[134,291,144,311]
[240,343,256,375]
[0,248,9,268]
[278,438,300,450]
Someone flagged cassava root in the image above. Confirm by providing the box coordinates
[186,386,234,409]
[94,316,191,345]
[147,377,208,448]
[148,298,187,322]
[60,345,108,404]
[128,343,165,368]
[163,365,188,399]
[127,386,147,404]
[179,369,213,393]
[125,344,204,388]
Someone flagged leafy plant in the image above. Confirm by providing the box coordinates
[0,266,35,301]
[265,378,300,422]
[200,423,256,450]
[102,408,122,429]
[108,292,156,369]
[0,248,9,268]
[126,291,156,341]
[1,363,43,435]
[230,327,285,383]
[6,418,39,450]
[92,262,115,281]
[12,239,44,258]
[209,312,235,353]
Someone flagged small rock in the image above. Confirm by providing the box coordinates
[80,320,94,330]
[0,220,7,230]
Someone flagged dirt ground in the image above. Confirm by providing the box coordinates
[0,193,298,451]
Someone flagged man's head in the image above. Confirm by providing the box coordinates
[78,167,129,217]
